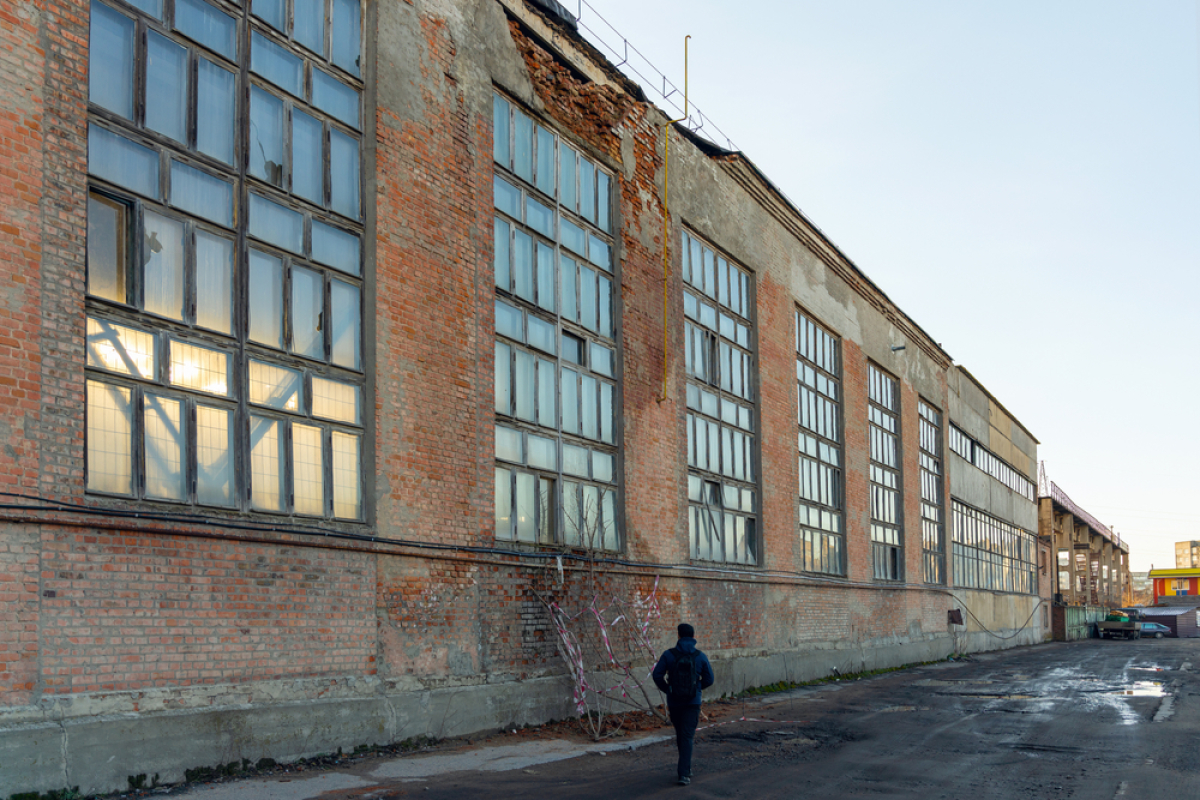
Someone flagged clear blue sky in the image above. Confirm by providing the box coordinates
[576,0,1200,572]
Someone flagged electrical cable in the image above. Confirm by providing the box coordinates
[1,491,1046,639]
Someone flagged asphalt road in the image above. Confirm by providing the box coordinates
[361,639,1199,799]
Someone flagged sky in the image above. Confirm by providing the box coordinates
[574,0,1200,572]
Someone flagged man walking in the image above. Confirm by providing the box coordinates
[652,623,715,786]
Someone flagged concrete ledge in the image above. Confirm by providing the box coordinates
[0,629,1045,797]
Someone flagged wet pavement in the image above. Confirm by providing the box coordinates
[169,639,1200,799]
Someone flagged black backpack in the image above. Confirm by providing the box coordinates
[667,647,699,701]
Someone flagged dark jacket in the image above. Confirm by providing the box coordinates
[652,637,715,706]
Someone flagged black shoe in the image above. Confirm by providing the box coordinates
[677,776,691,786]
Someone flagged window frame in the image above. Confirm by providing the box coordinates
[795,307,844,576]
[85,0,367,522]
[919,398,946,584]
[868,363,903,581]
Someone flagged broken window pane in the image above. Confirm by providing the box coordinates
[249,87,285,187]
[144,394,185,501]
[291,266,324,359]
[143,212,185,321]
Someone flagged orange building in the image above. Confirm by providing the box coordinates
[1148,568,1200,603]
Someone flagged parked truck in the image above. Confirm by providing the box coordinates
[1098,609,1144,640]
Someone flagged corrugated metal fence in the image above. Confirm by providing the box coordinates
[1052,606,1108,641]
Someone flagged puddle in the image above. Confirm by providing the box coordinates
[1110,681,1165,697]
[1129,666,1170,672]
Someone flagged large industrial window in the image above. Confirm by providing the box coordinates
[951,500,1037,594]
[795,310,842,575]
[85,0,365,520]
[919,400,945,584]
[948,424,1034,500]
[492,94,620,550]
[683,231,756,565]
[868,365,902,580]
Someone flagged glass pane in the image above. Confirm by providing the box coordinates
[313,69,360,129]
[330,129,360,218]
[126,0,162,17]
[249,415,285,511]
[597,172,610,232]
[249,87,285,187]
[559,217,585,257]
[559,145,577,211]
[494,342,510,415]
[89,1,135,119]
[251,0,284,30]
[493,176,520,218]
[291,266,324,358]
[535,126,555,196]
[536,242,555,312]
[195,231,232,334]
[312,376,360,424]
[293,423,325,516]
[515,472,536,542]
[495,424,522,463]
[561,255,576,322]
[176,0,237,61]
[169,340,229,395]
[562,480,580,545]
[144,394,185,501]
[527,316,555,355]
[248,193,303,252]
[143,211,185,320]
[251,31,302,96]
[513,229,533,302]
[598,274,612,337]
[562,443,588,478]
[312,220,360,275]
[294,0,325,54]
[331,0,361,76]
[196,405,233,506]
[579,265,596,331]
[513,110,532,182]
[248,249,284,347]
[330,279,361,369]
[332,431,361,518]
[600,381,613,444]
[86,317,155,378]
[561,367,578,434]
[170,161,233,227]
[537,357,555,428]
[88,124,159,199]
[527,433,556,470]
[588,235,610,271]
[495,467,512,539]
[291,109,324,203]
[493,217,510,289]
[196,59,236,164]
[495,299,522,341]
[514,349,534,422]
[525,196,553,238]
[86,380,132,495]
[248,359,302,411]
[579,159,595,222]
[87,193,127,303]
[145,32,187,143]
[581,374,597,440]
[492,94,510,166]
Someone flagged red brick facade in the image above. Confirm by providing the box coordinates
[0,0,1045,792]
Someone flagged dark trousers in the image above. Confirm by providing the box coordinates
[668,703,701,778]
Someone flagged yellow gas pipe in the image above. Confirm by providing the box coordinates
[657,35,689,404]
